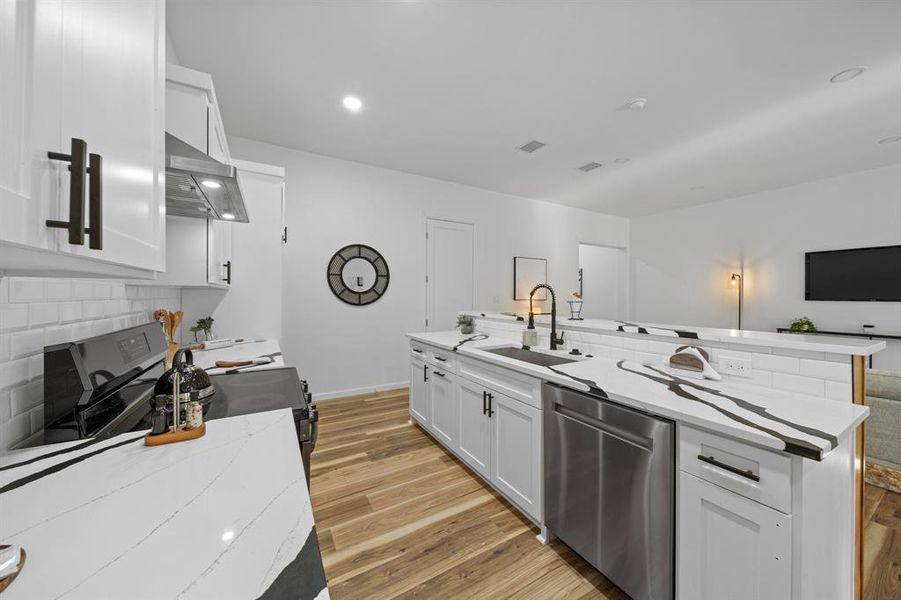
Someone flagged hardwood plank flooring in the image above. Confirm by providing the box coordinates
[309,389,628,599]
[309,389,901,599]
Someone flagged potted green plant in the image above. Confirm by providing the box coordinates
[787,316,817,334]
[189,316,215,342]
[457,314,474,334]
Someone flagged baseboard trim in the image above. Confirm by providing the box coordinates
[312,381,409,401]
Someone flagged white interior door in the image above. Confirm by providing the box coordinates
[426,218,474,331]
[578,243,628,320]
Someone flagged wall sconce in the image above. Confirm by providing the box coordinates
[730,272,743,330]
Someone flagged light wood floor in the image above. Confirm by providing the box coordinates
[864,483,901,599]
[309,388,901,600]
[309,389,628,599]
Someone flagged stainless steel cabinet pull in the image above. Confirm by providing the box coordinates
[86,152,102,249]
[697,454,760,482]
[46,138,87,245]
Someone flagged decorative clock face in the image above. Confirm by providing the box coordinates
[327,244,390,305]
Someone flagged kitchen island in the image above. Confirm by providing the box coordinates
[407,317,880,600]
[0,409,328,600]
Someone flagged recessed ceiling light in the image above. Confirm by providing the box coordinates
[620,97,647,111]
[613,157,630,164]
[201,179,221,189]
[342,96,363,112]
[829,67,866,83]
[877,135,901,145]
[221,212,236,220]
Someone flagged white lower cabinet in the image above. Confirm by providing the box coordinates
[409,358,430,426]
[408,345,542,522]
[456,377,491,479]
[429,370,458,449]
[678,471,792,600]
[491,392,541,517]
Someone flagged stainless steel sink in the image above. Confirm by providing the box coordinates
[483,346,577,367]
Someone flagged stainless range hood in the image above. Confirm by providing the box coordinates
[165,133,249,223]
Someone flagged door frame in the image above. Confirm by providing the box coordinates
[424,216,477,331]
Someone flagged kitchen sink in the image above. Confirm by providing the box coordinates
[483,346,577,367]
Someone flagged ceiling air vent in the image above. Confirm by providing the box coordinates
[518,140,546,153]
[577,162,603,172]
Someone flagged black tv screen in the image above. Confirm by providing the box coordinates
[805,245,901,301]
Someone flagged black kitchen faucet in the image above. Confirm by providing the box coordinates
[528,284,565,351]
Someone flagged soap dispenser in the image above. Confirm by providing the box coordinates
[522,324,538,347]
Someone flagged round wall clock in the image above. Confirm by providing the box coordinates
[327,244,390,305]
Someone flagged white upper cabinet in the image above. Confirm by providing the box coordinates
[0,0,166,275]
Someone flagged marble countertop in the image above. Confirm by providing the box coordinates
[192,340,285,375]
[463,311,886,356]
[407,331,869,460]
[0,410,328,600]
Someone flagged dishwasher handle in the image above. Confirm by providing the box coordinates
[555,404,654,453]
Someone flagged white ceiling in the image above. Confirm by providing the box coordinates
[168,1,901,217]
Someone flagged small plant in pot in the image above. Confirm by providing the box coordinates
[457,314,475,334]
[787,316,817,334]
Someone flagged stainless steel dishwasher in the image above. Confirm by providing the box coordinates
[544,383,674,600]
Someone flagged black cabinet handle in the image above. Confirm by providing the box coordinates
[697,454,760,482]
[86,152,102,249]
[412,348,423,354]
[423,364,428,382]
[46,137,87,245]
[487,393,494,417]
[482,391,487,415]
[282,226,287,243]
[223,260,232,284]
[433,371,445,378]
[434,356,446,362]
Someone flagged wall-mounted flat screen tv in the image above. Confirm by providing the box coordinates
[805,245,901,301]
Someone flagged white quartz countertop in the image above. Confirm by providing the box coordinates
[192,340,285,375]
[0,410,328,600]
[407,331,869,460]
[464,311,886,356]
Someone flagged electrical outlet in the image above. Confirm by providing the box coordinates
[720,357,753,377]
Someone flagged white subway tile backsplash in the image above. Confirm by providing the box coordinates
[728,343,772,354]
[44,280,72,300]
[10,330,43,359]
[29,302,59,326]
[779,348,826,361]
[0,277,181,453]
[749,370,773,388]
[9,278,44,302]
[825,381,853,402]
[10,381,42,415]
[799,359,852,383]
[772,373,825,397]
[59,301,83,323]
[0,305,29,331]
[0,358,29,390]
[752,353,799,374]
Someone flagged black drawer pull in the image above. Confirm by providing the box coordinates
[698,454,760,482]
[412,348,423,353]
[423,364,428,382]
[223,260,232,284]
[86,152,102,249]
[433,371,445,378]
[434,356,447,362]
[487,393,494,418]
[482,391,487,415]
[46,138,87,245]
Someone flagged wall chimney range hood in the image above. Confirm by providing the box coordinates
[165,133,249,223]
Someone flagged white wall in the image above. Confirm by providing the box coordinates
[630,164,901,369]
[228,136,629,398]
[0,277,180,452]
